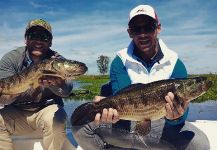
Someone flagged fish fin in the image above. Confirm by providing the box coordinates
[71,102,97,126]
[134,120,151,136]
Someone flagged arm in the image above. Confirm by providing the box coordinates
[110,56,131,94]
[165,58,189,125]
[170,59,187,79]
[94,56,131,125]
[0,52,21,105]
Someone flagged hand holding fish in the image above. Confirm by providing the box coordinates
[38,75,65,87]
[94,96,120,126]
[165,92,189,120]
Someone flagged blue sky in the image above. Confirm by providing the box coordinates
[0,0,217,74]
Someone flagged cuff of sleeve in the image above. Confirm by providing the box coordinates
[165,107,189,126]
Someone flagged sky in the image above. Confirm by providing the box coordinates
[0,0,217,75]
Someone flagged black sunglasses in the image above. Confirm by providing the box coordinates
[27,32,52,42]
[129,24,157,35]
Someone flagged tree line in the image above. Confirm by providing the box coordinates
[96,55,110,75]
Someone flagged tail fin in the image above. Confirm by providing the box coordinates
[70,102,96,126]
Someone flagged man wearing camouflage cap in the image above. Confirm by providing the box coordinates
[0,19,72,150]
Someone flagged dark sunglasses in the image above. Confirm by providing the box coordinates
[27,32,52,42]
[129,24,157,35]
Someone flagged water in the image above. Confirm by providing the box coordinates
[64,99,87,120]
[63,99,89,147]
[187,100,217,121]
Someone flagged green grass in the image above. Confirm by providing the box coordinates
[67,75,109,100]
[66,74,217,102]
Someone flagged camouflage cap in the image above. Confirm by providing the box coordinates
[25,19,52,36]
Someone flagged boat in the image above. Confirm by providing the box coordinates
[12,129,76,150]
[12,100,217,149]
[11,120,217,150]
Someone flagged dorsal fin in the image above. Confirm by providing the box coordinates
[114,79,177,96]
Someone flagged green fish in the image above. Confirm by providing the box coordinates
[71,77,212,135]
[0,58,87,95]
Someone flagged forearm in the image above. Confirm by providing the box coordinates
[110,56,131,94]
[166,59,189,125]
[165,107,189,126]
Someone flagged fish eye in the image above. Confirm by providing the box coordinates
[175,83,181,89]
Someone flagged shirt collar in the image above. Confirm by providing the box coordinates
[23,47,53,67]
[132,41,164,68]
[23,48,33,67]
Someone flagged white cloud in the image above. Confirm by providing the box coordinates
[29,1,48,9]
[0,0,216,74]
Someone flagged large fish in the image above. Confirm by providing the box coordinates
[71,77,212,135]
[0,58,88,95]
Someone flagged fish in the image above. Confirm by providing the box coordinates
[0,58,88,95]
[71,77,212,135]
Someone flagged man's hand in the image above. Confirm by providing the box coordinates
[94,96,120,126]
[38,75,65,87]
[165,92,189,120]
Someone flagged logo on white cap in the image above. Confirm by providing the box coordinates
[129,5,157,22]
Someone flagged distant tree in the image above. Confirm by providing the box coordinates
[96,55,110,75]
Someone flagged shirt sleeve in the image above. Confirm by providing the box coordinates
[0,51,20,79]
[170,58,187,79]
[110,56,131,94]
[0,51,22,105]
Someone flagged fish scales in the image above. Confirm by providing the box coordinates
[71,77,212,126]
[110,83,169,121]
[0,58,87,95]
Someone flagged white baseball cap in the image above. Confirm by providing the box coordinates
[129,5,160,25]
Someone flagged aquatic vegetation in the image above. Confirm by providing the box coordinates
[66,74,217,102]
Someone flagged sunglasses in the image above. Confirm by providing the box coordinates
[27,32,52,42]
[129,24,157,35]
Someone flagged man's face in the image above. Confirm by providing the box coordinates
[25,26,52,57]
[128,15,160,53]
